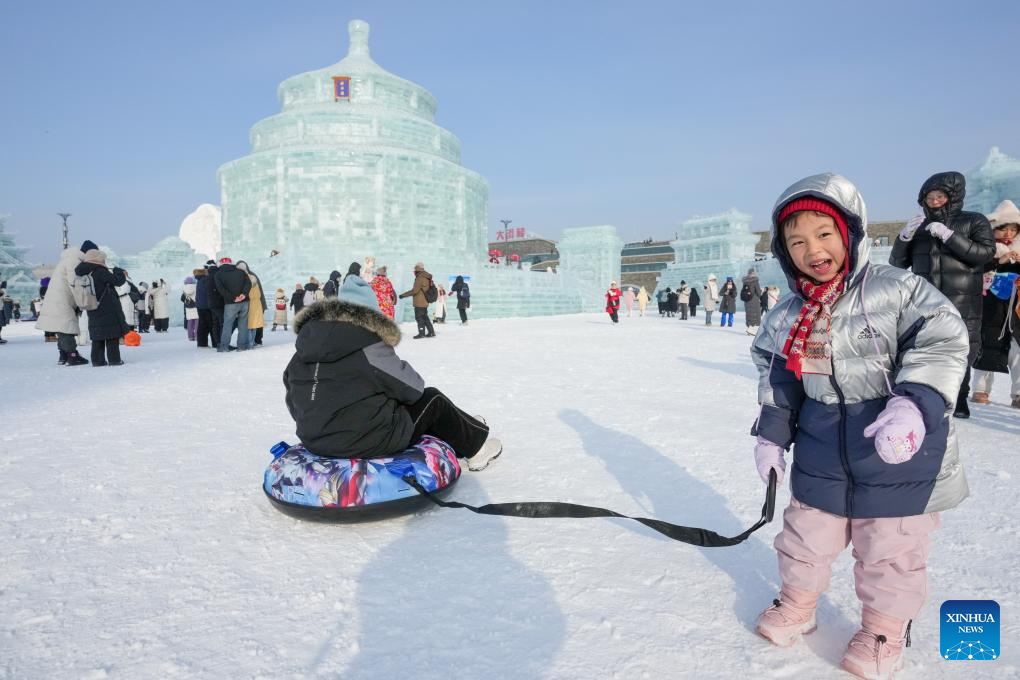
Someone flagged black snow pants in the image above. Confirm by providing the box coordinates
[406,387,489,458]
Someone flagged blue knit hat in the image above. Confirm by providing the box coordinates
[338,275,380,311]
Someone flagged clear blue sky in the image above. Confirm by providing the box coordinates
[2,0,1017,263]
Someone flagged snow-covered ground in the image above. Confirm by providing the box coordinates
[1,312,1016,679]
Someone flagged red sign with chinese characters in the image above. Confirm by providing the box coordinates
[495,227,528,241]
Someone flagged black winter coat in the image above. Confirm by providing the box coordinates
[284,299,425,458]
[322,270,341,298]
[975,260,1020,372]
[890,172,996,337]
[719,284,738,313]
[214,264,252,303]
[205,265,225,309]
[449,278,470,309]
[290,290,305,313]
[688,287,700,306]
[195,272,210,310]
[74,262,129,340]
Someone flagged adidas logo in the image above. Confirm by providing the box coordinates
[857,325,880,339]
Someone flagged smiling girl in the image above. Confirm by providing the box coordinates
[749,173,970,679]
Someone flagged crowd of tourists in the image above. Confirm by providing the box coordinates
[23,251,473,365]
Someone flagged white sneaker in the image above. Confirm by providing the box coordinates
[466,438,502,471]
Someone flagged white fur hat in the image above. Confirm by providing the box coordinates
[987,199,1020,228]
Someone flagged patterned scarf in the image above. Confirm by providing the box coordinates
[782,271,846,379]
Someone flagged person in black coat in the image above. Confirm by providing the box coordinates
[194,268,213,348]
[74,249,129,366]
[322,270,342,298]
[204,259,225,349]
[665,288,678,318]
[972,212,1020,406]
[213,258,252,351]
[890,171,996,417]
[290,283,305,315]
[688,285,700,318]
[284,294,502,470]
[448,275,470,324]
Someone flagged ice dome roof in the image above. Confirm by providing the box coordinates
[276,20,438,121]
[970,146,1020,179]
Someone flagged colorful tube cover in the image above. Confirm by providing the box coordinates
[264,435,460,510]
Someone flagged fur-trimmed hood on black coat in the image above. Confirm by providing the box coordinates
[284,299,424,459]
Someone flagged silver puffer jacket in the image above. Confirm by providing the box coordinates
[752,173,970,518]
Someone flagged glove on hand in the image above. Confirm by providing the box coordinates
[863,396,925,464]
[926,221,954,242]
[898,214,925,241]
[754,436,786,484]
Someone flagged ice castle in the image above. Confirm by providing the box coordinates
[216,19,617,320]
[964,147,1020,214]
[0,215,39,307]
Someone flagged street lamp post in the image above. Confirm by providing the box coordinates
[58,213,72,250]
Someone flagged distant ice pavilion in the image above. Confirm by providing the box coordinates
[216,20,619,319]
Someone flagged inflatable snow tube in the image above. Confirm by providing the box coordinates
[263,435,461,522]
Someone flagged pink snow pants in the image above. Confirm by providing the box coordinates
[775,498,940,621]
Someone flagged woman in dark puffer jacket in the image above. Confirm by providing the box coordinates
[74,249,130,366]
[890,171,996,417]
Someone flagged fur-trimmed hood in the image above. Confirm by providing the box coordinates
[294,298,401,347]
[987,199,1020,228]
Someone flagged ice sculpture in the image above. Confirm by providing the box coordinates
[218,19,488,284]
[178,204,222,260]
[214,19,613,319]
[657,209,757,292]
[114,237,204,326]
[964,147,1020,215]
[0,215,39,307]
[557,226,623,309]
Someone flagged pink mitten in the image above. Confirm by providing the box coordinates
[754,436,786,484]
[926,221,954,242]
[863,396,926,464]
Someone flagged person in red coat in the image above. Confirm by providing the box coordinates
[605,281,622,323]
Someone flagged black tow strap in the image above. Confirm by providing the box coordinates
[402,470,777,547]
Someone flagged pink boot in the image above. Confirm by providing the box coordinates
[755,586,818,647]
[841,607,911,679]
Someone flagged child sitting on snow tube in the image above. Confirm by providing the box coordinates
[283,266,503,472]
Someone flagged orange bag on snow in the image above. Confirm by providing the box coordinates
[124,330,141,347]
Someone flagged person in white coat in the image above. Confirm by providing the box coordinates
[433,284,448,324]
[677,281,692,320]
[181,276,199,341]
[115,279,138,332]
[150,279,171,332]
[702,274,720,326]
[135,282,150,332]
[35,240,94,365]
